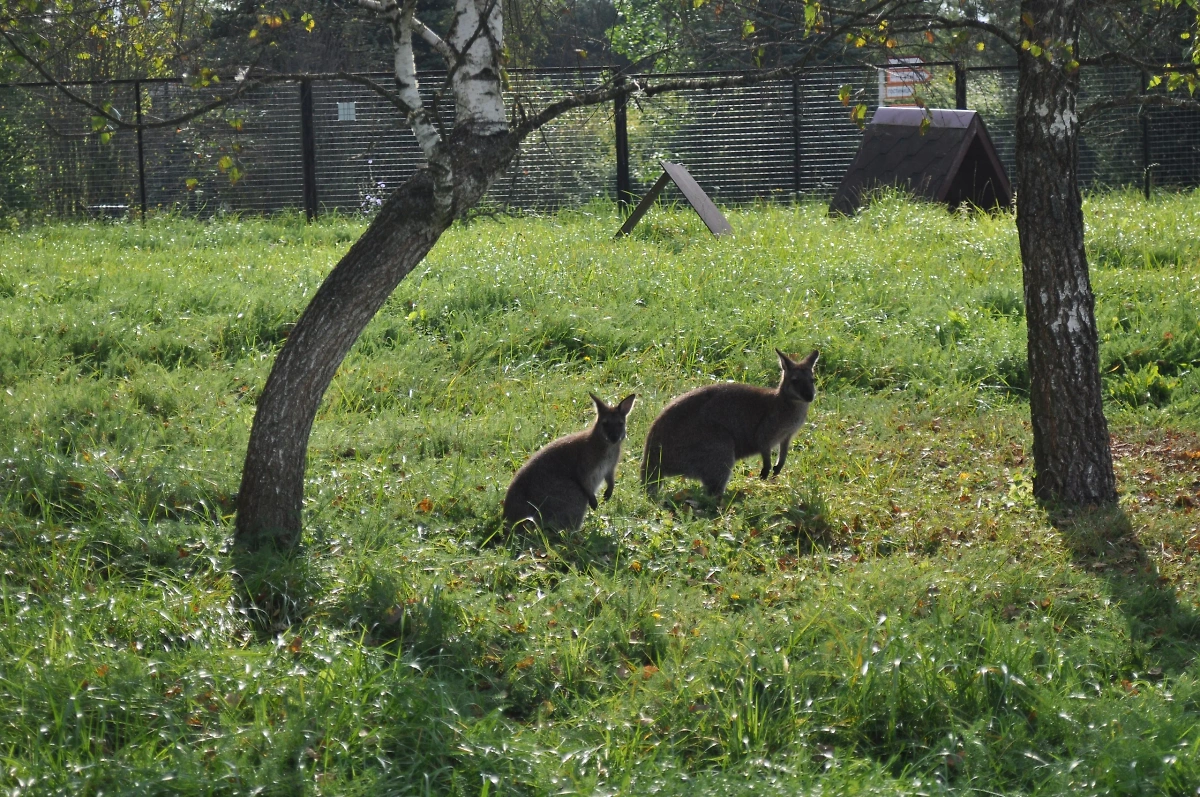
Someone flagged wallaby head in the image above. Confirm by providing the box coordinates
[590,393,637,444]
[776,349,819,403]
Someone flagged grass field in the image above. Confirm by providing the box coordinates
[2,192,1200,795]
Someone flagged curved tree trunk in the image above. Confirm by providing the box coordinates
[1014,0,1116,505]
[235,132,518,549]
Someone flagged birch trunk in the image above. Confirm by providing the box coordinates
[1014,0,1117,505]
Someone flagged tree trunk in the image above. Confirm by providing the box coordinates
[235,132,518,550]
[1014,0,1116,505]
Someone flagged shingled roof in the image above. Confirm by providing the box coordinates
[829,107,1013,215]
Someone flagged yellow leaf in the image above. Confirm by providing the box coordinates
[515,656,535,669]
[975,41,986,51]
[417,497,433,512]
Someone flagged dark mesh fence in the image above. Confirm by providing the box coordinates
[0,64,1195,221]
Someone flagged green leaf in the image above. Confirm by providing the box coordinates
[1148,75,1162,88]
[850,103,868,128]
[185,178,199,190]
[838,83,852,106]
[218,155,234,172]
[90,115,107,132]
[742,19,755,37]
[804,2,820,30]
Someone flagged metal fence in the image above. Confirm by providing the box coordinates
[0,64,1196,220]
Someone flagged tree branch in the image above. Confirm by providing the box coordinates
[350,0,397,12]
[389,0,444,159]
[412,16,456,63]
[821,4,1023,50]
[516,58,816,138]
[331,72,408,112]
[1080,92,1200,125]
[1,27,271,131]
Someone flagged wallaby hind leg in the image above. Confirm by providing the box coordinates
[693,438,736,496]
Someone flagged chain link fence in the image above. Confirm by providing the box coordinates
[0,64,1195,221]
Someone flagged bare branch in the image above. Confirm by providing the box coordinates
[331,72,408,112]
[517,61,809,139]
[1080,92,1200,125]
[350,0,397,12]
[412,16,456,62]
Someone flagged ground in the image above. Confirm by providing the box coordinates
[1,193,1199,795]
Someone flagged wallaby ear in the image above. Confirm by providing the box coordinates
[616,393,637,416]
[776,348,796,370]
[589,392,608,413]
[799,349,820,368]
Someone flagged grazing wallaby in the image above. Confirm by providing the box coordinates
[641,349,819,497]
[503,393,637,531]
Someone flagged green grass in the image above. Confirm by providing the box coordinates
[2,192,1200,795]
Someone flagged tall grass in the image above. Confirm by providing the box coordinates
[1,192,1199,794]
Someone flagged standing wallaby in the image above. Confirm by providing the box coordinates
[503,393,637,531]
[641,349,818,497]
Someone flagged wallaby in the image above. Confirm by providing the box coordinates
[641,349,818,497]
[503,393,637,531]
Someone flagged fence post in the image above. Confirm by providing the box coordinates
[792,74,802,197]
[614,75,632,210]
[954,63,967,110]
[1140,72,1153,200]
[299,79,319,221]
[135,81,148,221]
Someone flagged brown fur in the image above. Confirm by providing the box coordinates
[641,349,818,496]
[503,393,637,531]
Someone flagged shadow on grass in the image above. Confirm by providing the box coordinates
[1053,503,1200,673]
[229,545,322,635]
[650,479,838,553]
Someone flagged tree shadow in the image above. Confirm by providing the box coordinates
[1052,503,1200,674]
[229,544,323,635]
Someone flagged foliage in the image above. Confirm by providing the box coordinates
[1,193,1200,793]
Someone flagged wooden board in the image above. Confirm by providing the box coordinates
[660,161,733,236]
[613,160,732,238]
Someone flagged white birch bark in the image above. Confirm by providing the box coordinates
[448,0,508,133]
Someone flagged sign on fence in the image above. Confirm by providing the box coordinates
[878,57,932,105]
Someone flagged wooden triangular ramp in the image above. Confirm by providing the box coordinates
[615,160,733,238]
